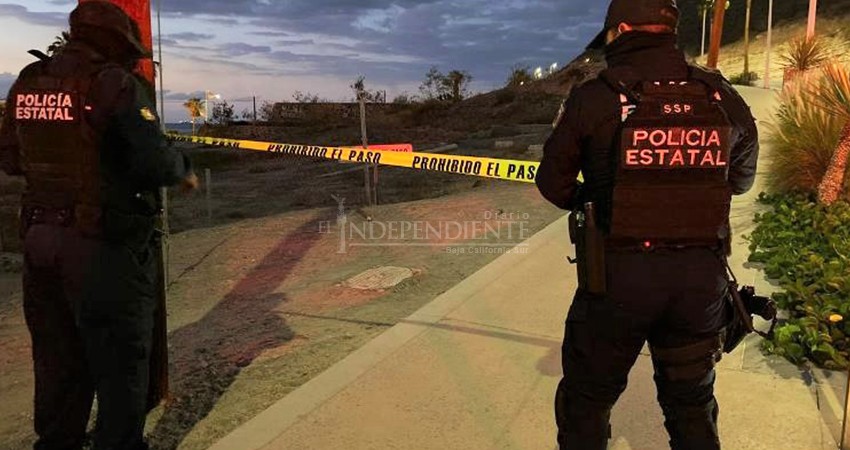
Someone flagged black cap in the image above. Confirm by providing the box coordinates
[587,0,679,50]
[70,1,151,58]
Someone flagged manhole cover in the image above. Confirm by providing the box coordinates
[345,266,414,290]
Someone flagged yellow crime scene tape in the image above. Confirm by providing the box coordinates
[168,133,541,184]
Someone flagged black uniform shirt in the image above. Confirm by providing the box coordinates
[536,32,759,212]
[0,41,191,214]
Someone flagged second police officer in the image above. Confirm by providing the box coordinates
[536,1,759,449]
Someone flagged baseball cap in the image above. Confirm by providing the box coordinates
[70,1,151,58]
[587,0,680,49]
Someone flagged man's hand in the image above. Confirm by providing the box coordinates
[180,172,199,193]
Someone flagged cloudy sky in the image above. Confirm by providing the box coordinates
[0,0,606,122]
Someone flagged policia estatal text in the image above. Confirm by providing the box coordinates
[536,1,759,449]
[0,2,196,449]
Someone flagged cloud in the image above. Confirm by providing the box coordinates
[164,90,206,101]
[154,0,606,91]
[219,43,272,57]
[0,3,66,28]
[166,32,215,42]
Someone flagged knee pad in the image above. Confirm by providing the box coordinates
[650,335,722,382]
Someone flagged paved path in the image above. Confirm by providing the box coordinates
[207,87,840,450]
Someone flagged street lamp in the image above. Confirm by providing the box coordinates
[764,0,774,89]
[203,90,221,122]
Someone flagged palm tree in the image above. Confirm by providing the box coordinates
[811,64,850,205]
[47,31,71,56]
[183,97,203,136]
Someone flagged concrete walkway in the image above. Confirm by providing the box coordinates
[208,87,841,450]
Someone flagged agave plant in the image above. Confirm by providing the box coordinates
[781,36,831,72]
[809,63,850,205]
[781,36,832,88]
[765,78,843,196]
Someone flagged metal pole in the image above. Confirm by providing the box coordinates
[807,0,818,41]
[744,0,752,75]
[156,0,164,125]
[764,0,774,89]
[155,0,169,288]
[253,96,257,123]
[359,96,372,207]
[842,369,850,449]
[701,7,707,58]
[205,168,212,222]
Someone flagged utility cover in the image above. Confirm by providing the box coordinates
[346,266,414,290]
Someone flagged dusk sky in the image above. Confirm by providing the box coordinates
[0,1,606,122]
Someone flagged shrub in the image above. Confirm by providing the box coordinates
[729,71,760,86]
[747,193,850,369]
[392,93,414,105]
[506,64,533,88]
[494,90,516,106]
[781,35,830,72]
[764,74,846,197]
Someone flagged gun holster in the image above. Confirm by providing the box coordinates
[568,207,607,295]
[721,280,778,354]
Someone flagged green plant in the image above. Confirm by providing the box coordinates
[809,63,850,205]
[506,64,533,88]
[47,31,70,56]
[781,36,830,72]
[747,193,850,369]
[392,93,413,105]
[765,76,846,196]
[418,66,473,103]
[210,101,235,126]
[729,71,760,86]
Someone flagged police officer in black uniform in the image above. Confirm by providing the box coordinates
[536,1,759,449]
[0,2,197,449]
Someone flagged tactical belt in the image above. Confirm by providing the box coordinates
[21,204,155,243]
[605,238,724,253]
[21,206,74,228]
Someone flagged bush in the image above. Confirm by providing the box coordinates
[506,64,533,88]
[747,193,850,370]
[494,90,516,106]
[729,71,760,86]
[765,75,847,196]
[781,35,830,72]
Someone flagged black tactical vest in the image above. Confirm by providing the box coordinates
[601,67,733,248]
[12,57,106,224]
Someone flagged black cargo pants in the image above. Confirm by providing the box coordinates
[555,247,728,450]
[22,223,155,450]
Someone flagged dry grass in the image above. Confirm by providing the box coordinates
[701,16,850,88]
